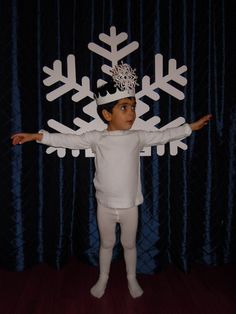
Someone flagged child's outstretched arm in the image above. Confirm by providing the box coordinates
[189,114,212,131]
[138,113,212,148]
[11,133,43,145]
[11,131,95,150]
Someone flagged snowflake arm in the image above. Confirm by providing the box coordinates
[88,26,139,72]
[154,54,187,100]
[43,55,93,102]
[135,54,187,101]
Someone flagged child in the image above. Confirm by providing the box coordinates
[11,63,212,298]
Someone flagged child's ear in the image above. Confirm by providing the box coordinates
[102,109,112,122]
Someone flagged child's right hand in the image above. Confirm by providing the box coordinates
[11,133,43,145]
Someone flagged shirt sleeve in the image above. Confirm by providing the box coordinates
[138,124,192,148]
[37,130,96,150]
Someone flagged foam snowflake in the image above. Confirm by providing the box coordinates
[43,26,188,158]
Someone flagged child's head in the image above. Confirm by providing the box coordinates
[94,63,138,131]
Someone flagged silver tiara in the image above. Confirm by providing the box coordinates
[95,62,138,106]
[110,62,138,92]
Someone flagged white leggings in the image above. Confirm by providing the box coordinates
[97,203,138,277]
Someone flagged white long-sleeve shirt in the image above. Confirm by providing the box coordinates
[39,124,192,208]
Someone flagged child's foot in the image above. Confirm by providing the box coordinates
[90,274,109,298]
[127,275,143,298]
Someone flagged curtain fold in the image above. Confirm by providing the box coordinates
[0,0,234,273]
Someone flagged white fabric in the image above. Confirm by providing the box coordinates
[97,204,138,276]
[95,89,135,105]
[39,124,192,208]
[38,125,192,298]
[90,203,140,298]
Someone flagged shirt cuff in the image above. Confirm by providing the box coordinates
[36,130,49,144]
[183,123,192,136]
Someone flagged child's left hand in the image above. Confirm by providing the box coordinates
[190,114,212,131]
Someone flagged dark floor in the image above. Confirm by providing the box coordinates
[0,257,235,314]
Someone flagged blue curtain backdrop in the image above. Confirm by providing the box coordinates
[0,0,235,273]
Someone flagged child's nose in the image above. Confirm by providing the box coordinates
[127,109,135,117]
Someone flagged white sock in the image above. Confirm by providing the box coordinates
[127,274,143,298]
[90,274,109,298]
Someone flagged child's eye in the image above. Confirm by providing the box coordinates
[120,105,127,111]
[131,105,136,111]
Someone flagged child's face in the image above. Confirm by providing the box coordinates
[104,97,136,131]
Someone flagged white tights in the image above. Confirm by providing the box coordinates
[90,204,143,298]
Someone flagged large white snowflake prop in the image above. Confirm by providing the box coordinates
[43,26,188,158]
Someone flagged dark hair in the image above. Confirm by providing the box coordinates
[94,81,118,98]
[96,101,117,124]
[94,81,120,124]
